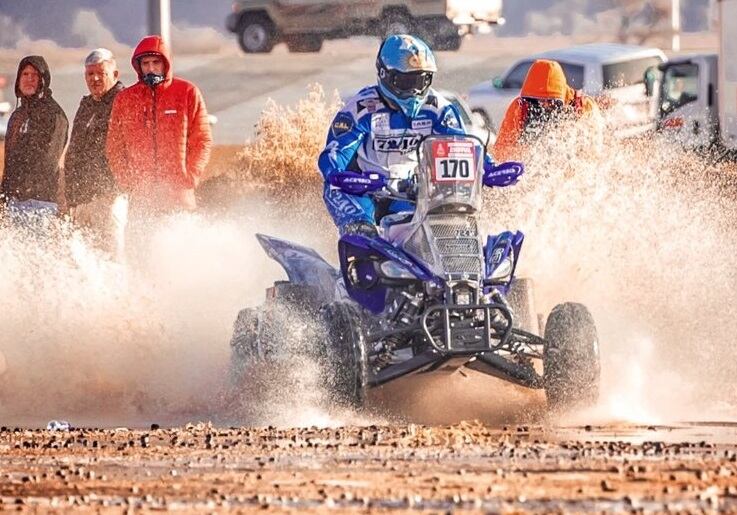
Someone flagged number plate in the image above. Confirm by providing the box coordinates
[431,140,476,183]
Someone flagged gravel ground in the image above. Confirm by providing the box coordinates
[2,421,737,512]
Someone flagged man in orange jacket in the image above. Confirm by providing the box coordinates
[493,59,604,163]
[106,35,212,213]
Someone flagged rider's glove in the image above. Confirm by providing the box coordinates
[329,171,387,195]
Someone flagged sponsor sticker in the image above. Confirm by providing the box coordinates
[331,112,354,137]
[412,118,433,130]
[431,140,476,183]
[373,134,423,153]
[164,109,177,115]
[371,112,390,132]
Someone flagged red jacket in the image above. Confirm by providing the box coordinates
[106,36,212,211]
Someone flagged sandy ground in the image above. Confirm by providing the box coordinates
[2,422,737,511]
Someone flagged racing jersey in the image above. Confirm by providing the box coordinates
[318,86,467,181]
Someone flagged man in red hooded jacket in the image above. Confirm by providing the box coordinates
[106,35,212,212]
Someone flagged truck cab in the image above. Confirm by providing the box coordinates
[651,0,737,157]
[654,54,719,148]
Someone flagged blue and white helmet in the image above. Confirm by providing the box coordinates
[376,34,438,120]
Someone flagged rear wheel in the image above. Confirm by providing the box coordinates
[237,13,276,53]
[285,34,323,53]
[543,303,600,411]
[431,34,462,51]
[321,302,367,408]
[381,10,414,38]
[229,307,261,386]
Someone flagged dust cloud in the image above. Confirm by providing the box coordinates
[3,92,737,429]
[0,203,335,428]
[483,121,737,424]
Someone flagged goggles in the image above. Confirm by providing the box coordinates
[381,68,433,99]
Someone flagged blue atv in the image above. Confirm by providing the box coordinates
[230,134,600,411]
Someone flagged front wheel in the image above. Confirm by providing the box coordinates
[320,302,367,409]
[543,303,600,411]
[237,14,275,53]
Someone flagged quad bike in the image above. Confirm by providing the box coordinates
[230,134,600,411]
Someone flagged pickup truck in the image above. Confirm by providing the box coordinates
[467,43,665,138]
[650,0,737,159]
[226,0,504,54]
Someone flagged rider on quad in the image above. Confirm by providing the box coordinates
[318,35,504,238]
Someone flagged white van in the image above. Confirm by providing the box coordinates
[467,43,666,138]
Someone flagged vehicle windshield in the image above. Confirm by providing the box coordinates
[415,135,484,218]
[659,63,699,115]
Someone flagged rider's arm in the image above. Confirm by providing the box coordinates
[317,110,369,181]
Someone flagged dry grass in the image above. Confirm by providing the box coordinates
[232,84,342,199]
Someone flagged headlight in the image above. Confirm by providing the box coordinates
[490,256,513,281]
[380,261,416,280]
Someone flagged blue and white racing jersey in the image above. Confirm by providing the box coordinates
[318,86,467,181]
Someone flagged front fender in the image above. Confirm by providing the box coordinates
[339,234,441,314]
[256,234,342,302]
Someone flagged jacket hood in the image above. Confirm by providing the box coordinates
[131,35,172,83]
[520,60,573,102]
[15,55,52,99]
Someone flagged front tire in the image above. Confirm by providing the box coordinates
[320,302,367,408]
[543,303,600,411]
[237,13,276,53]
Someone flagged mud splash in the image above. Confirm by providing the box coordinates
[483,126,737,424]
[0,205,337,428]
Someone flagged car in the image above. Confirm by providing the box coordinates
[467,43,666,138]
[226,0,504,54]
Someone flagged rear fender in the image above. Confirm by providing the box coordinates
[256,234,342,302]
[484,231,524,293]
[339,234,441,314]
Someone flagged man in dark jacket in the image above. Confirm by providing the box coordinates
[64,48,124,228]
[1,55,68,211]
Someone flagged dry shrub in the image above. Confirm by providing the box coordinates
[234,84,342,199]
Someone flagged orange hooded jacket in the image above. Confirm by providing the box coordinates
[106,36,212,211]
[493,59,603,163]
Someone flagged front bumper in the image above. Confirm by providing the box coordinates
[421,303,513,354]
[225,12,240,33]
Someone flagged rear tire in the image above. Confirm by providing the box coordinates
[321,302,367,408]
[237,13,276,53]
[285,34,323,53]
[229,307,260,386]
[543,303,600,411]
[381,10,414,38]
[432,34,462,51]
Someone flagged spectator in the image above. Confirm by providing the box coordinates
[106,35,212,213]
[1,56,68,213]
[64,48,124,229]
[493,59,604,163]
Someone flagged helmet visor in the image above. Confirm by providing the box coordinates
[384,70,433,99]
